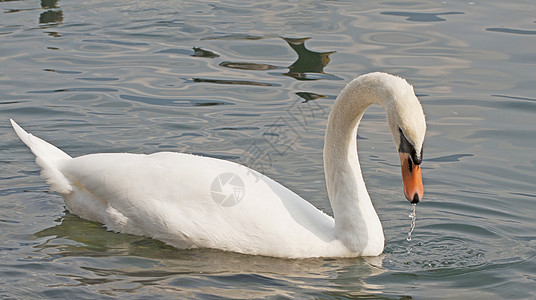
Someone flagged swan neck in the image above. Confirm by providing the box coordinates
[323,77,385,254]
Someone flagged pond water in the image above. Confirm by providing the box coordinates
[1,0,535,298]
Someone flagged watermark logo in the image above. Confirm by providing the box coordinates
[237,96,328,181]
[210,173,245,207]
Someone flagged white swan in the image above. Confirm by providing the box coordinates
[11,72,426,258]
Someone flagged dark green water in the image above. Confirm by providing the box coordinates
[1,0,535,298]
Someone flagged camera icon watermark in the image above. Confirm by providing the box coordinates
[210,172,245,207]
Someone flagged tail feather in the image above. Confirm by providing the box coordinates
[11,119,73,194]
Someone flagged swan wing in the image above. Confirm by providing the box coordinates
[59,152,335,257]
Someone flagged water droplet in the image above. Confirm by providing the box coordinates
[407,203,417,241]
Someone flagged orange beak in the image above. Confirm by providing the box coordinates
[399,153,423,203]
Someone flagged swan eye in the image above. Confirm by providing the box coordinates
[398,127,422,165]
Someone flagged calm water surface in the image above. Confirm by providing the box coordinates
[1,0,535,298]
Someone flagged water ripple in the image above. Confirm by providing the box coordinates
[381,11,464,22]
[119,94,232,107]
[486,27,536,35]
[26,88,118,94]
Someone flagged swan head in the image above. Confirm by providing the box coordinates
[327,72,426,204]
[376,73,426,203]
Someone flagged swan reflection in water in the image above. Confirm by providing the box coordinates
[33,212,386,298]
